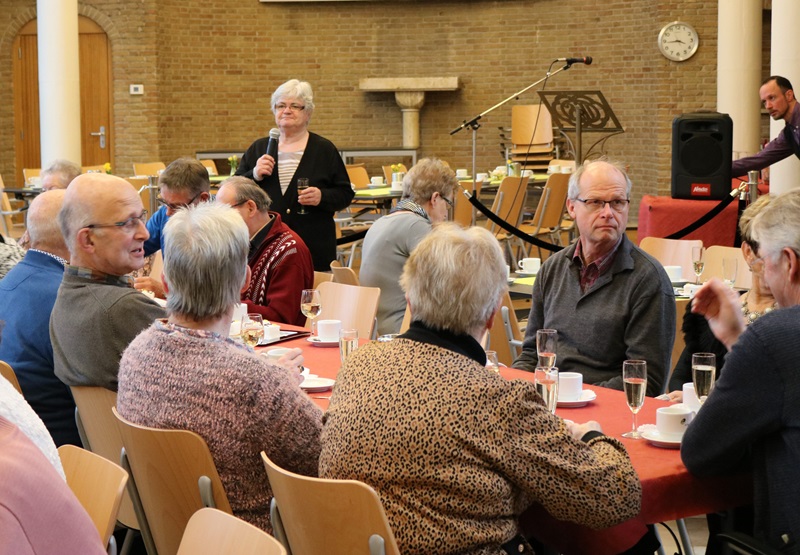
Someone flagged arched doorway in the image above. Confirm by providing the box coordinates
[12,15,113,186]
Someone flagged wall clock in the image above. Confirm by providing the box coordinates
[658,21,699,62]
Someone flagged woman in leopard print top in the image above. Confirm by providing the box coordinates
[319,224,641,555]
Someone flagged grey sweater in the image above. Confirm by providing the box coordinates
[513,236,675,396]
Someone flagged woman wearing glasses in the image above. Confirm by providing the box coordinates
[237,79,354,271]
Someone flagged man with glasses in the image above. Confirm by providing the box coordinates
[50,173,165,391]
[514,158,675,397]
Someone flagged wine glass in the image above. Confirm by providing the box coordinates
[339,329,358,365]
[622,360,647,439]
[722,258,738,287]
[691,246,705,284]
[534,366,559,413]
[240,314,264,348]
[692,352,716,404]
[296,178,310,214]
[536,329,557,368]
[300,289,322,336]
[485,351,500,374]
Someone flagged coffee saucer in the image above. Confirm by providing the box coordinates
[671,279,689,288]
[642,429,682,449]
[300,377,335,392]
[516,271,538,277]
[557,390,597,408]
[307,336,338,347]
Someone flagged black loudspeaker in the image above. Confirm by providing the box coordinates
[671,112,733,200]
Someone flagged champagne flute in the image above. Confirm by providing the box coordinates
[692,246,705,284]
[622,360,647,439]
[722,258,738,287]
[534,366,559,413]
[692,352,716,404]
[296,178,310,215]
[485,351,500,374]
[240,313,264,348]
[300,289,322,336]
[536,329,557,368]
[339,328,359,365]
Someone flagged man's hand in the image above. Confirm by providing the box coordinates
[252,154,275,181]
[276,347,304,372]
[133,276,165,299]
[565,420,603,441]
[691,278,745,350]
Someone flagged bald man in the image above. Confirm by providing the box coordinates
[0,190,82,445]
[50,174,165,391]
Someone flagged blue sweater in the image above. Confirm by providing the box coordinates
[0,251,80,446]
[144,205,168,257]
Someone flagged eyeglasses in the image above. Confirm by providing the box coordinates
[229,199,248,208]
[750,253,767,273]
[85,210,148,233]
[573,198,630,212]
[157,192,202,211]
[438,194,454,209]
[274,103,306,113]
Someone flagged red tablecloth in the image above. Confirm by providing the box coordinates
[265,332,752,555]
[637,194,740,247]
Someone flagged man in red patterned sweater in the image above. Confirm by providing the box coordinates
[216,177,313,325]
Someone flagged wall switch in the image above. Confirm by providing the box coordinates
[130,84,144,95]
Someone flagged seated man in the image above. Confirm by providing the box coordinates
[117,203,322,533]
[513,158,675,396]
[51,174,165,391]
[40,159,81,191]
[682,189,800,552]
[0,190,81,446]
[134,157,211,297]
[216,176,313,325]
[320,223,641,554]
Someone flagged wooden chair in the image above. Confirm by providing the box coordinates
[22,167,41,185]
[70,386,144,555]
[486,176,530,261]
[330,261,360,286]
[0,361,22,395]
[315,281,381,340]
[261,451,400,555]
[313,271,334,290]
[702,245,752,290]
[496,291,525,366]
[198,159,218,176]
[399,304,412,333]
[639,237,704,283]
[113,406,232,555]
[132,162,166,177]
[58,444,128,554]
[452,181,482,228]
[516,172,570,258]
[177,508,286,555]
[345,164,371,190]
[1,174,27,237]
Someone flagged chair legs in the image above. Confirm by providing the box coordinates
[270,498,293,555]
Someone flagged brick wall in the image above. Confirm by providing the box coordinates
[0,0,773,217]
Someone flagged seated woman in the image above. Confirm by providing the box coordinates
[358,158,458,335]
[319,223,642,554]
[117,203,322,533]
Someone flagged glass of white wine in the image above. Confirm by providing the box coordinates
[485,351,500,374]
[692,352,716,404]
[534,366,559,413]
[536,329,557,369]
[300,289,322,336]
[692,246,705,284]
[339,328,358,365]
[622,360,647,439]
[240,313,264,348]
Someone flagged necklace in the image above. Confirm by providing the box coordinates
[741,293,777,323]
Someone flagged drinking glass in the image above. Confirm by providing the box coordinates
[622,360,647,439]
[485,351,500,374]
[692,352,716,404]
[692,246,705,284]
[534,366,559,413]
[296,178,310,214]
[536,329,557,368]
[300,289,322,336]
[240,314,264,348]
[722,258,738,287]
[339,329,358,365]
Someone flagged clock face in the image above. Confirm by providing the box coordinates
[658,22,699,62]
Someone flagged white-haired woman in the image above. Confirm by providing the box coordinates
[116,203,322,533]
[319,223,642,555]
[237,79,354,270]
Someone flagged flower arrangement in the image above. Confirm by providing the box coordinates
[103,162,112,174]
[228,155,239,175]
[390,163,404,173]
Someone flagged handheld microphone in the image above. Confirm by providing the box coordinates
[556,56,593,65]
[266,128,280,159]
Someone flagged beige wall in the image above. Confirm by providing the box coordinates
[0,1,772,216]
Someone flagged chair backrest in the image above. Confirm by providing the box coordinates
[511,105,554,145]
[112,406,232,555]
[0,361,22,395]
[22,167,41,185]
[261,451,400,555]
[639,237,704,283]
[399,304,412,334]
[330,262,360,286]
[489,291,522,366]
[452,181,482,228]
[702,245,752,290]
[198,159,218,176]
[345,165,371,189]
[315,281,381,339]
[485,176,529,235]
[177,508,286,555]
[526,172,570,234]
[58,444,128,549]
[125,176,154,212]
[313,271,334,289]
[132,162,166,177]
[382,164,407,186]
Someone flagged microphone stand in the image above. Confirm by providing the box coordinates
[450,62,574,201]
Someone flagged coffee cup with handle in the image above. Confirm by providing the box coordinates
[316,319,342,342]
[517,257,541,275]
[558,372,583,402]
[656,405,695,439]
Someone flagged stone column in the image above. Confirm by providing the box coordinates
[396,91,425,149]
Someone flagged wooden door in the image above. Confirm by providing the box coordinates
[12,17,112,187]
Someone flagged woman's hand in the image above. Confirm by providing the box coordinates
[691,278,746,350]
[666,391,684,403]
[253,154,275,181]
[133,276,165,299]
[298,186,322,206]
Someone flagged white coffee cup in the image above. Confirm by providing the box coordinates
[517,257,541,274]
[456,168,468,178]
[549,164,561,174]
[683,283,702,299]
[266,347,291,363]
[370,176,384,186]
[663,265,683,282]
[521,169,534,177]
[316,319,341,342]
[558,372,583,401]
[476,172,489,182]
[561,166,572,174]
[656,405,695,439]
[264,324,281,341]
[682,382,701,412]
[505,265,511,280]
